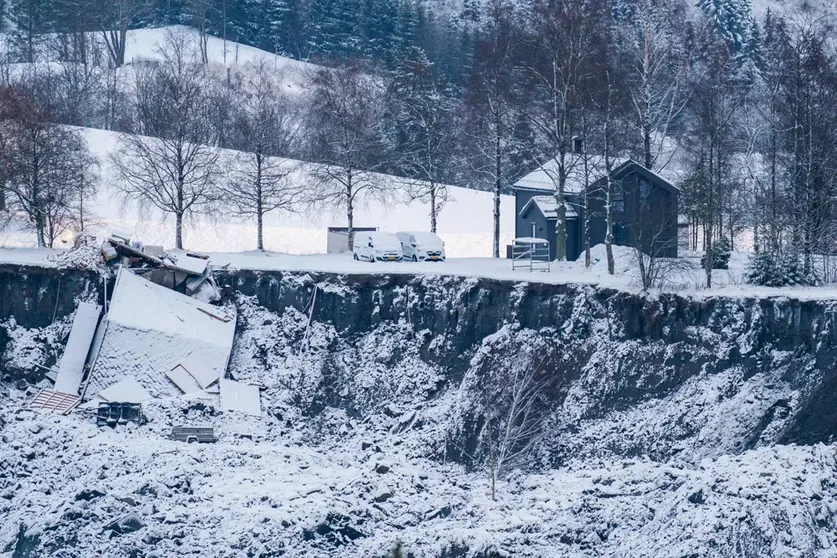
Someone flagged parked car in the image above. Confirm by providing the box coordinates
[353,232,403,262]
[396,231,446,262]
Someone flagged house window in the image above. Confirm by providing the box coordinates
[639,182,650,210]
[613,190,625,213]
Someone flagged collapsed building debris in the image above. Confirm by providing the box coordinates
[101,234,218,300]
[29,234,246,420]
[85,268,236,399]
[53,302,101,396]
[96,402,147,427]
[28,389,80,414]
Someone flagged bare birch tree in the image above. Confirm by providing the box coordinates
[222,59,303,250]
[111,30,220,249]
[391,47,453,233]
[618,0,693,170]
[523,0,601,261]
[473,345,552,500]
[1,83,97,247]
[306,64,389,250]
[464,0,521,257]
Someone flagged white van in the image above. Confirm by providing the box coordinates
[353,232,403,262]
[396,231,446,262]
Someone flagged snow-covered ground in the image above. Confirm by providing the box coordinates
[1,401,834,558]
[5,239,837,301]
[123,26,319,77]
[0,378,837,558]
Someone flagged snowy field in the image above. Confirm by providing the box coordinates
[0,27,517,258]
[0,127,516,258]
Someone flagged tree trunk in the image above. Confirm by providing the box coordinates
[487,412,496,501]
[257,212,264,252]
[346,170,355,251]
[604,75,614,275]
[430,185,437,233]
[493,129,501,258]
[175,212,184,249]
[256,155,264,251]
[35,212,46,248]
[581,118,590,268]
[605,175,614,275]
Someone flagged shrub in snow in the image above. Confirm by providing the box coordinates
[700,237,732,270]
[745,251,820,287]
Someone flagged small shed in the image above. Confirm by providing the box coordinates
[327,227,378,253]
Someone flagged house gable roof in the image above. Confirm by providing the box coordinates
[608,159,680,193]
[512,155,630,193]
[513,157,679,195]
[519,195,578,220]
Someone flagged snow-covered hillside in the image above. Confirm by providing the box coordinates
[0,126,516,257]
[122,26,319,93]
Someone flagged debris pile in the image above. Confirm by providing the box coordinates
[50,233,107,272]
[101,233,218,302]
[31,239,262,420]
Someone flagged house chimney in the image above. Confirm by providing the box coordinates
[572,136,583,154]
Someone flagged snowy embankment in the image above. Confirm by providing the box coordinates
[4,241,837,301]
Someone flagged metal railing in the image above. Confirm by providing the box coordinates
[512,239,551,272]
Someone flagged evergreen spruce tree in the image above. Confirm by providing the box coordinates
[8,0,50,62]
[392,0,418,60]
[308,0,360,60]
[696,0,756,54]
[701,236,732,269]
[746,251,820,286]
[745,251,776,286]
[360,0,397,63]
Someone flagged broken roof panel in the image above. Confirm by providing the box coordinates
[96,377,152,403]
[219,379,261,416]
[166,364,204,394]
[54,302,101,395]
[86,268,236,398]
[165,250,209,275]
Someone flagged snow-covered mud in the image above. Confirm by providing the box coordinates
[2,268,837,557]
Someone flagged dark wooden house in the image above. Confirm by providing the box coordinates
[513,158,680,260]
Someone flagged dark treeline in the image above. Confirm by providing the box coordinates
[1,0,836,288]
